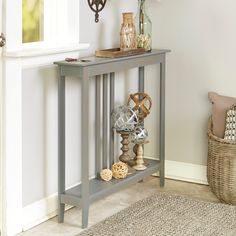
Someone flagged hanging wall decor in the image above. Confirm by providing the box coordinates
[88,0,107,23]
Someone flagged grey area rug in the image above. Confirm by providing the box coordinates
[79,193,236,236]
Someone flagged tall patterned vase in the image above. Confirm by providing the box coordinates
[134,0,152,51]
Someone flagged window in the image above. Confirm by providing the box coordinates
[22,0,44,43]
[5,0,80,52]
[21,0,79,47]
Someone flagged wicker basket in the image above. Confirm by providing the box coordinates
[207,116,236,205]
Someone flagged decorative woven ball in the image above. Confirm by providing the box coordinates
[112,105,138,132]
[100,169,113,181]
[127,92,152,120]
[131,125,148,144]
[111,162,128,179]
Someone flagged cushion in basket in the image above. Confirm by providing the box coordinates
[208,92,236,138]
[224,106,236,140]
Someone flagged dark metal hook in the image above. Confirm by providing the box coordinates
[87,0,107,23]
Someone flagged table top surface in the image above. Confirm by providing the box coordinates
[54,49,170,67]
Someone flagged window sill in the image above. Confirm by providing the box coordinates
[3,43,90,58]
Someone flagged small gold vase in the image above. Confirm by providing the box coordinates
[120,12,137,50]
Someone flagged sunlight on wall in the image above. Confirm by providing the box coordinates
[22,0,44,43]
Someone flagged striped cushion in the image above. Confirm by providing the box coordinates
[224,107,236,141]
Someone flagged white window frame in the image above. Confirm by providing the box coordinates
[4,0,83,56]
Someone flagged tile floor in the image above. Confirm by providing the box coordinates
[18,177,219,236]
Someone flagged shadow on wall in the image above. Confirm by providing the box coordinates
[79,0,137,56]
[40,66,59,202]
[22,65,59,206]
[97,22,105,50]
[109,0,122,48]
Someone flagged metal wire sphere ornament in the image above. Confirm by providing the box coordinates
[131,125,148,144]
[112,106,138,132]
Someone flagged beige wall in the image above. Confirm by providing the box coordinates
[146,0,236,165]
[79,1,162,163]
[22,0,236,207]
[79,0,236,166]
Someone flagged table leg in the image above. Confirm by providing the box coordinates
[160,59,166,187]
[138,67,145,181]
[95,75,101,178]
[58,74,65,223]
[81,72,90,228]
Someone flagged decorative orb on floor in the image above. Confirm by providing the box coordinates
[112,105,138,132]
[131,125,148,144]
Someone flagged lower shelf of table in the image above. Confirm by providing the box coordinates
[60,159,160,207]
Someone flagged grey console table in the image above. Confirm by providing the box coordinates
[54,49,170,228]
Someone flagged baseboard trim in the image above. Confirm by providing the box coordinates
[146,157,208,185]
[22,175,95,232]
[165,160,208,184]
[145,156,208,185]
[22,192,74,231]
[22,161,208,231]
